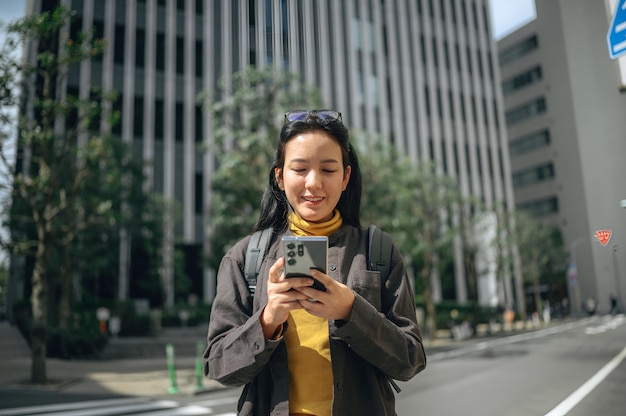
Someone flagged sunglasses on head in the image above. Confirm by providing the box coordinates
[284,109,342,124]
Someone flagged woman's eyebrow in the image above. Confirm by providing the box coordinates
[287,158,340,164]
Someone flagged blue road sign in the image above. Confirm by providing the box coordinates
[608,0,626,59]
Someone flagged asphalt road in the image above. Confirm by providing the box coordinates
[1,315,624,415]
[396,314,626,415]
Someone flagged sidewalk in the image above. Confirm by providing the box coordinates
[0,355,227,399]
[0,319,579,400]
[0,337,479,399]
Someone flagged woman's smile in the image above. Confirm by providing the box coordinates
[302,195,324,204]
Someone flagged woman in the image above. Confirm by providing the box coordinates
[204,110,426,415]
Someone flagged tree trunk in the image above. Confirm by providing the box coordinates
[59,244,73,330]
[30,231,49,384]
[421,250,436,338]
[532,251,542,316]
[464,249,477,301]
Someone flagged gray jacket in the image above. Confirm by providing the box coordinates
[204,224,426,415]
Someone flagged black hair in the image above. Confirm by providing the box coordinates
[253,114,362,232]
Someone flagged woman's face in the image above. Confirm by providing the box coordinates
[275,131,351,223]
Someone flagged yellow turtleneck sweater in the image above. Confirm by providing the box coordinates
[285,211,342,416]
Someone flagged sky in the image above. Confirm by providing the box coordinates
[489,0,537,40]
[0,0,26,26]
[0,0,26,264]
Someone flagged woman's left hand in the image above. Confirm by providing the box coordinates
[295,270,355,321]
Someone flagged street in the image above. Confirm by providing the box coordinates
[397,314,626,415]
[0,315,624,415]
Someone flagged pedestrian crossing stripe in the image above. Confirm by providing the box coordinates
[0,398,147,416]
[0,397,214,416]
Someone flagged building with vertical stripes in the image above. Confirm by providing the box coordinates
[497,0,626,313]
[14,0,522,314]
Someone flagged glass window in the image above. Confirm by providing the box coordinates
[134,97,144,137]
[114,25,125,65]
[518,196,559,217]
[176,37,184,75]
[499,34,538,66]
[156,33,165,71]
[512,162,554,188]
[505,97,546,125]
[502,66,542,95]
[136,29,145,68]
[509,129,551,156]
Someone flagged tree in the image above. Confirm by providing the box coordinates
[0,6,152,383]
[201,66,323,268]
[402,163,464,336]
[358,135,418,239]
[0,258,7,317]
[488,202,526,319]
[512,211,567,315]
[359,138,465,336]
[204,68,471,337]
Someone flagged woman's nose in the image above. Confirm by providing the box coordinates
[305,170,322,188]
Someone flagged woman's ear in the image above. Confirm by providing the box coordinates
[275,167,284,190]
[342,165,351,191]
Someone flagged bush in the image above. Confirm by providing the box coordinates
[12,300,109,358]
[433,300,500,329]
[47,327,108,359]
[12,299,32,343]
[161,303,211,328]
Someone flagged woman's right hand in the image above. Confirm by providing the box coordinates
[259,257,314,339]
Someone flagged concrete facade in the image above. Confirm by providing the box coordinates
[498,0,626,313]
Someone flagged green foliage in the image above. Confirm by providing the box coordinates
[116,314,151,337]
[173,247,191,303]
[161,302,211,328]
[358,135,416,238]
[434,300,501,329]
[358,136,464,269]
[71,299,155,337]
[3,4,163,306]
[202,66,323,268]
[0,260,6,312]
[1,6,163,378]
[360,140,465,334]
[11,298,32,340]
[512,211,567,312]
[46,327,107,359]
[12,298,109,358]
[204,70,469,336]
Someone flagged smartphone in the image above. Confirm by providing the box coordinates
[282,236,328,292]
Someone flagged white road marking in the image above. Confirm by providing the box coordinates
[544,345,626,416]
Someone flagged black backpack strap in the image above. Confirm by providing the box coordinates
[244,228,273,295]
[367,225,401,394]
[367,224,393,283]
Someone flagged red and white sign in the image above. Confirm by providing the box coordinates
[594,229,612,246]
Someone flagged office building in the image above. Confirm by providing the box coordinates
[12,0,522,313]
[498,0,626,312]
